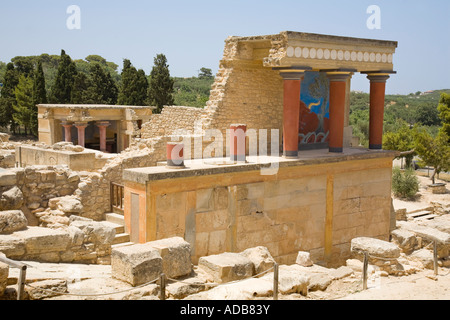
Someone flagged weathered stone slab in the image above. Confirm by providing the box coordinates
[0,233,26,258]
[239,246,275,275]
[0,210,28,234]
[15,227,71,256]
[56,196,83,214]
[111,243,163,286]
[351,237,401,259]
[399,222,450,245]
[146,237,192,279]
[25,279,67,300]
[0,171,16,187]
[198,252,254,284]
[391,228,418,254]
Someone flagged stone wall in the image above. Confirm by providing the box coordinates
[123,152,395,266]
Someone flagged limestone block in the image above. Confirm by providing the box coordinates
[0,186,24,211]
[198,252,254,284]
[0,259,8,296]
[15,226,71,256]
[111,243,163,286]
[0,210,28,234]
[147,237,192,279]
[351,237,401,259]
[240,246,275,275]
[391,228,418,254]
[0,234,26,258]
[69,218,115,246]
[56,196,83,214]
[295,251,314,267]
[0,171,16,187]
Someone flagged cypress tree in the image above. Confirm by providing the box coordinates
[118,59,148,106]
[31,60,47,135]
[0,63,19,133]
[13,75,34,135]
[148,54,174,113]
[86,63,118,105]
[50,50,77,104]
[71,73,90,104]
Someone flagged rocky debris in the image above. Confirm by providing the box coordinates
[145,237,192,279]
[0,133,10,143]
[0,170,17,187]
[0,186,24,211]
[239,246,275,275]
[51,142,85,153]
[391,228,418,254]
[0,210,28,234]
[25,279,68,300]
[198,252,254,284]
[111,243,163,287]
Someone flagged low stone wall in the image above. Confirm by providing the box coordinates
[0,216,115,265]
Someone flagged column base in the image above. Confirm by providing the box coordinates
[369,144,383,150]
[283,150,298,159]
[329,147,343,153]
[230,155,247,162]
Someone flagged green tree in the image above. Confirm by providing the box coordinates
[198,67,213,79]
[414,129,450,185]
[438,92,450,142]
[117,59,148,106]
[29,60,47,135]
[148,54,174,113]
[383,122,417,168]
[0,63,19,132]
[85,63,118,104]
[70,73,90,104]
[50,50,77,104]
[13,75,35,135]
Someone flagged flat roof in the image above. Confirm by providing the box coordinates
[38,104,156,110]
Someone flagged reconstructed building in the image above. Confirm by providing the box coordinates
[37,104,154,153]
[120,31,399,267]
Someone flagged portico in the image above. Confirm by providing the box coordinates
[37,104,154,153]
[266,32,397,155]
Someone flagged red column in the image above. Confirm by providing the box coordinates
[367,74,390,150]
[280,71,305,158]
[61,121,73,143]
[327,73,351,153]
[96,121,110,152]
[166,142,185,168]
[74,122,88,147]
[230,124,247,162]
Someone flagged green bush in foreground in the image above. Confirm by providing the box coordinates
[392,167,419,199]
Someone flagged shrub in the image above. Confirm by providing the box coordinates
[392,167,419,199]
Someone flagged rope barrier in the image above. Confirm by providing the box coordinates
[21,265,278,299]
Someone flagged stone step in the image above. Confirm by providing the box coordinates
[113,233,130,245]
[414,214,438,221]
[101,221,125,234]
[408,210,434,218]
[111,241,134,250]
[104,213,125,226]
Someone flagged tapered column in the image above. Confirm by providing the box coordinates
[74,122,88,147]
[367,74,390,150]
[280,70,305,158]
[230,124,247,162]
[327,73,352,153]
[96,121,110,152]
[61,121,73,143]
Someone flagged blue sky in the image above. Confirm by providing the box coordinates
[1,0,449,94]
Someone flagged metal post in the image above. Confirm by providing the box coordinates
[273,263,278,300]
[433,241,438,276]
[17,265,27,300]
[363,251,369,290]
[159,273,166,300]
